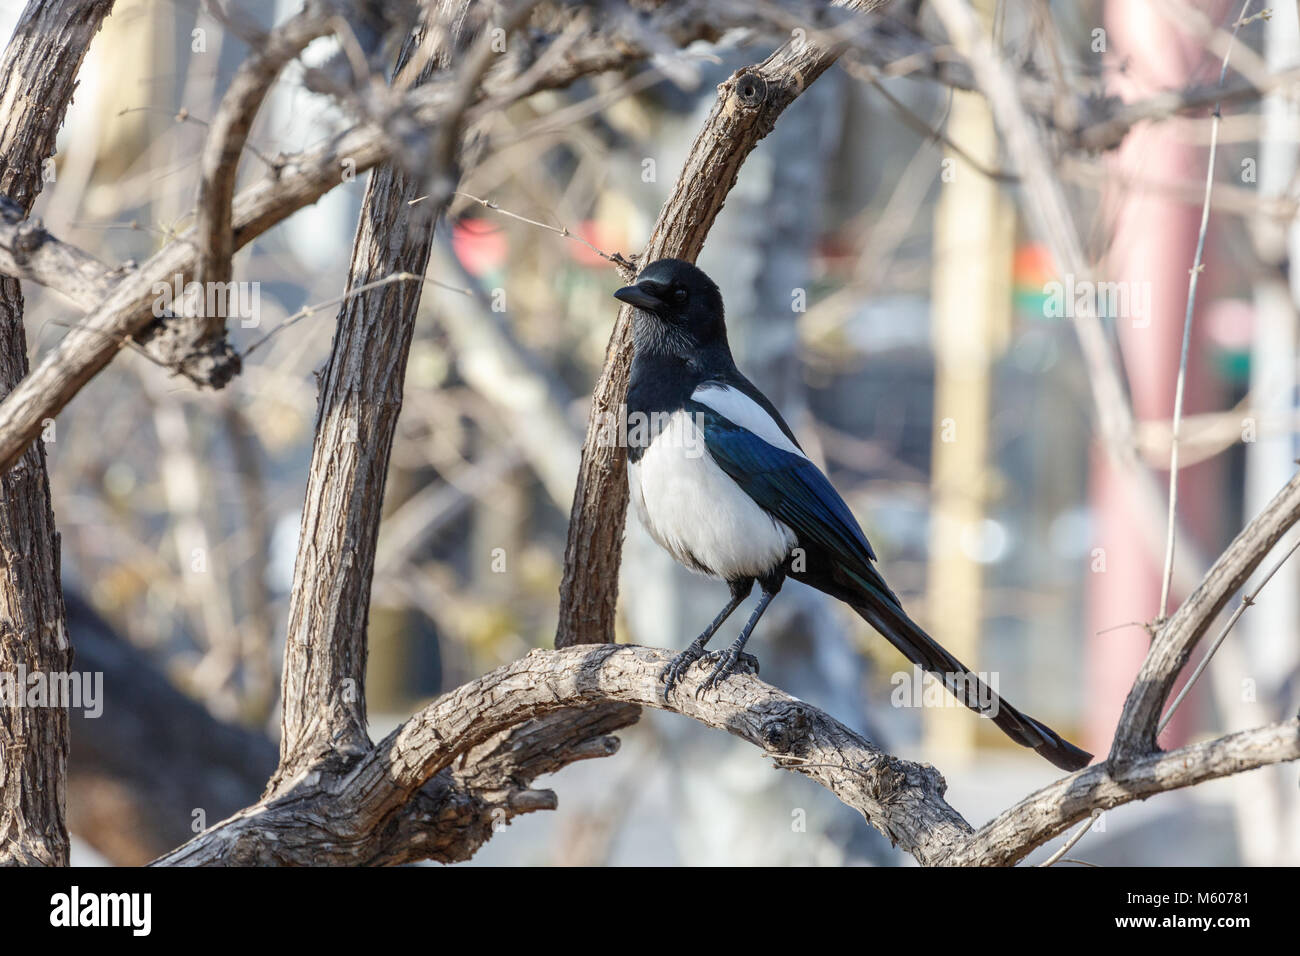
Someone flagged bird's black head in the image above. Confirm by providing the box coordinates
[613,258,728,358]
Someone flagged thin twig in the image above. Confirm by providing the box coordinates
[1158,0,1252,621]
[839,58,1017,183]
[445,190,637,275]
[1095,620,1152,636]
[1038,809,1102,866]
[241,272,472,358]
[115,106,280,170]
[1158,533,1300,733]
[195,7,335,293]
[492,62,678,149]
[65,218,181,243]
[419,0,546,215]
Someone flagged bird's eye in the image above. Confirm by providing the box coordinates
[672,287,688,304]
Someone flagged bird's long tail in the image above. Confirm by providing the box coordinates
[797,565,1092,772]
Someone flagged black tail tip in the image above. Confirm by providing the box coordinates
[1037,739,1093,773]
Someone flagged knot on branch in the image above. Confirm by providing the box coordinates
[178,339,243,390]
[756,699,814,754]
[869,755,948,805]
[732,70,769,110]
[137,313,244,389]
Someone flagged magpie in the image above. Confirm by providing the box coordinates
[613,258,1092,772]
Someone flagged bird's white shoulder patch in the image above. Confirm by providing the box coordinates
[691,384,806,458]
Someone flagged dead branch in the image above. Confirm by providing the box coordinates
[154,699,639,865]
[1113,472,1300,759]
[0,0,748,476]
[180,1,337,387]
[0,0,114,868]
[153,643,1300,866]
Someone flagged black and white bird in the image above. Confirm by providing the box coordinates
[614,258,1092,773]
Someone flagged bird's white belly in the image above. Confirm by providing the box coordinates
[628,410,795,580]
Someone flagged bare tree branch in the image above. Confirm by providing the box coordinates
[155,699,639,865]
[158,645,971,865]
[152,643,1300,866]
[270,1,480,785]
[1112,471,1300,760]
[0,0,749,477]
[1158,0,1251,623]
[180,1,337,387]
[950,719,1300,866]
[929,0,1211,618]
[0,0,115,868]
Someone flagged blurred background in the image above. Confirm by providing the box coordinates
[4,0,1299,864]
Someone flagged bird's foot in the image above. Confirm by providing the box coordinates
[660,645,706,695]
[695,648,759,697]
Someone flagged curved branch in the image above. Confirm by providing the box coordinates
[946,719,1300,866]
[160,645,976,866]
[153,701,638,866]
[153,643,1300,866]
[1110,471,1300,760]
[176,1,336,387]
[369,645,975,861]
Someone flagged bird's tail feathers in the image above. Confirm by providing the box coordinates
[850,597,1092,772]
[797,561,1092,772]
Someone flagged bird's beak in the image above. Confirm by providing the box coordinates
[613,281,665,314]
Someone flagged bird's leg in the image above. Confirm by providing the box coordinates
[698,568,786,696]
[661,578,753,693]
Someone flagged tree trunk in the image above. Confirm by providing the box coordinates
[272,1,474,789]
[0,0,115,867]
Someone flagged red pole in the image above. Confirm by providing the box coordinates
[1085,0,1229,754]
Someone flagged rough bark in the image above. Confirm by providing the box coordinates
[556,0,888,647]
[64,598,634,868]
[270,3,476,788]
[161,644,966,865]
[0,0,115,868]
[157,700,638,865]
[154,643,1300,866]
[947,718,1300,866]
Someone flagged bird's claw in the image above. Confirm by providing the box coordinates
[660,646,704,695]
[694,649,759,698]
[662,647,759,697]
